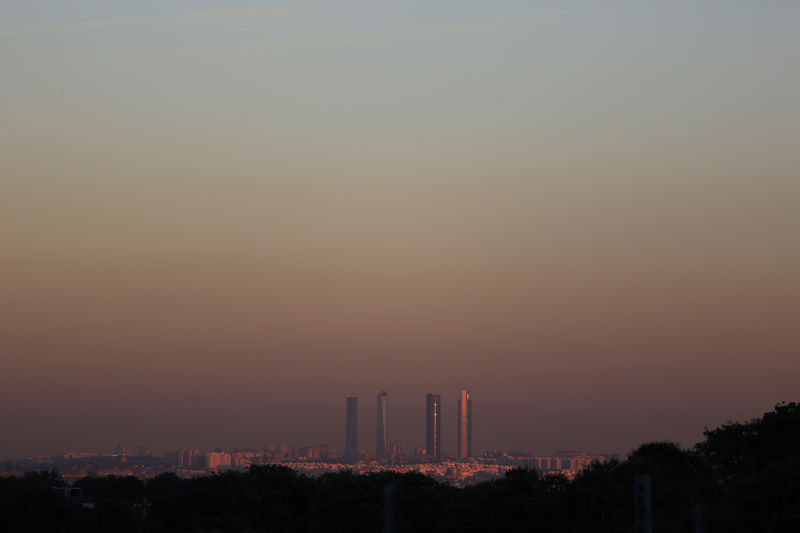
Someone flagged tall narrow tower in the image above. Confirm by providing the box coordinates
[344,395,358,462]
[457,389,472,458]
[426,393,441,459]
[376,391,389,458]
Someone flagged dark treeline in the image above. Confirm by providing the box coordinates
[2,403,799,532]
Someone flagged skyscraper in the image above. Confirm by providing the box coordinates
[457,389,472,458]
[344,395,358,462]
[376,390,389,458]
[425,393,441,459]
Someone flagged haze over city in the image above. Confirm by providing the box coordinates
[1,1,799,462]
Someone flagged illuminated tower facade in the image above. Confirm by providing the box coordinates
[344,395,358,462]
[425,393,441,459]
[376,390,389,458]
[457,389,472,458]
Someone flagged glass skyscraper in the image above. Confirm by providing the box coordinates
[344,395,358,462]
[457,389,472,458]
[376,390,389,458]
[426,393,441,459]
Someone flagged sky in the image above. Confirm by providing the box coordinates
[1,1,799,460]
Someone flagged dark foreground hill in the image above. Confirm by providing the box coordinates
[2,402,800,532]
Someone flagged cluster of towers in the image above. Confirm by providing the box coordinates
[344,390,472,461]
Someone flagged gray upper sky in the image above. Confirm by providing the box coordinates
[3,1,798,184]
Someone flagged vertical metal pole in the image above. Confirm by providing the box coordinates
[634,474,652,533]
[382,483,397,533]
[693,504,705,533]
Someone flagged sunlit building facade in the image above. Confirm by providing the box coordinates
[376,391,389,458]
[426,393,441,459]
[457,389,472,458]
[206,451,231,472]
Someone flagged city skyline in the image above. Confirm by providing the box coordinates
[339,390,474,459]
[0,439,618,489]
[2,2,799,460]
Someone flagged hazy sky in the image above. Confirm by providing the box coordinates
[1,1,799,460]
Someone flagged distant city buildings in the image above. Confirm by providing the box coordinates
[206,451,231,472]
[426,393,441,459]
[390,442,403,460]
[165,449,200,469]
[0,387,622,485]
[319,443,332,459]
[344,395,358,462]
[298,446,319,460]
[276,444,294,461]
[2,431,619,488]
[180,449,192,468]
[376,391,389,458]
[458,390,472,458]
[1,446,616,488]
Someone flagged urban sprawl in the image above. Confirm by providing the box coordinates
[1,391,617,486]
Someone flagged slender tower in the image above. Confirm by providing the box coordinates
[425,393,441,459]
[457,389,472,458]
[376,391,389,458]
[344,395,358,462]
